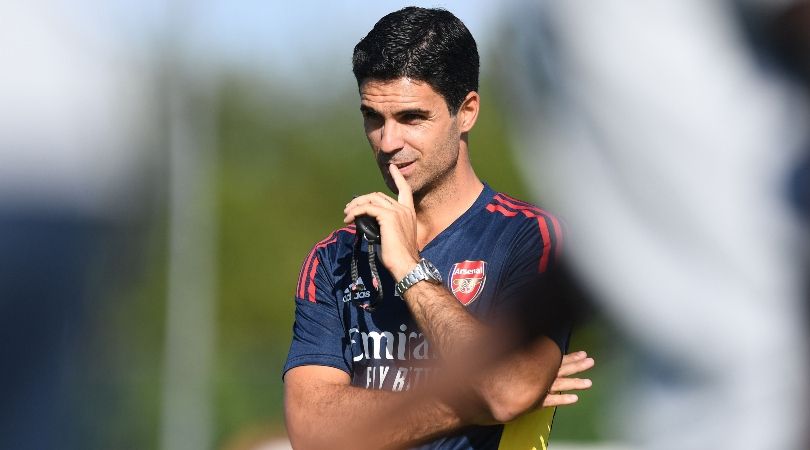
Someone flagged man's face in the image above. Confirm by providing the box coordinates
[359,77,461,197]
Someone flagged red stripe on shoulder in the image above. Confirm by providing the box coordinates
[494,194,562,238]
[296,226,356,300]
[494,193,547,214]
[306,257,320,302]
[297,251,318,299]
[548,214,563,256]
[485,203,519,216]
[533,213,552,272]
[297,230,337,299]
[491,194,563,273]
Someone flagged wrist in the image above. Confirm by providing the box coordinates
[390,257,421,282]
[395,258,443,298]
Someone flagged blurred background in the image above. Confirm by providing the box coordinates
[3,1,806,449]
[0,1,620,449]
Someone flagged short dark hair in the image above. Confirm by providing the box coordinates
[352,7,480,114]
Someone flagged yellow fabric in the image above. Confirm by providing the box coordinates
[497,407,556,450]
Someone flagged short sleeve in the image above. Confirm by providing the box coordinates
[497,213,570,351]
[283,248,353,379]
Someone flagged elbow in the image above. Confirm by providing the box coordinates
[286,408,330,449]
[284,390,326,449]
[284,407,309,448]
[479,339,561,423]
[482,383,547,423]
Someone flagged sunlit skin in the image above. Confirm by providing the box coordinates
[353,77,483,251]
[360,78,464,197]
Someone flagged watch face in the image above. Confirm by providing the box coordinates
[422,259,442,282]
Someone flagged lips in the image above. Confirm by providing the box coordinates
[390,160,415,176]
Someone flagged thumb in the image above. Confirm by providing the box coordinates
[389,164,414,209]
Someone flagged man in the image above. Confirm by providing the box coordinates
[283,7,591,449]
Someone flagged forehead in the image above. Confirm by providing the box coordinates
[359,78,447,112]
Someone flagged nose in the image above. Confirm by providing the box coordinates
[378,119,404,154]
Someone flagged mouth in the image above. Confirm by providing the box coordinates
[390,161,415,176]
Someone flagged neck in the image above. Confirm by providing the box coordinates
[413,149,483,250]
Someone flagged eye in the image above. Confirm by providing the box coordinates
[362,110,383,127]
[401,113,426,124]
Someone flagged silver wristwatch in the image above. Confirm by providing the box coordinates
[395,258,443,297]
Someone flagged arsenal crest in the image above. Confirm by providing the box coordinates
[449,260,487,305]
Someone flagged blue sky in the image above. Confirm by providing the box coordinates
[96,1,507,90]
[193,2,502,68]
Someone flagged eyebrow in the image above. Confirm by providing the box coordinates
[396,108,430,117]
[359,105,430,117]
[359,105,379,115]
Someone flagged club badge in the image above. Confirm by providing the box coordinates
[449,260,486,305]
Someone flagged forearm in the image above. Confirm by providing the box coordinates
[401,281,562,423]
[472,337,561,422]
[285,368,465,449]
[401,281,488,359]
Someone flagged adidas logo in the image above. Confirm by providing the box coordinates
[343,277,372,302]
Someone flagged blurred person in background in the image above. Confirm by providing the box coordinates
[0,2,157,449]
[498,0,809,448]
[283,7,592,450]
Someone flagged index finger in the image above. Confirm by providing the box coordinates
[542,393,579,408]
[389,164,413,209]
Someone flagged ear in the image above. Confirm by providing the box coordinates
[457,91,480,133]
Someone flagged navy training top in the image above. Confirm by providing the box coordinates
[284,184,568,450]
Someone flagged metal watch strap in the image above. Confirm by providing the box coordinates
[395,258,441,297]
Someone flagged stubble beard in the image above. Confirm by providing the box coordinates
[378,121,462,207]
[412,153,458,207]
[422,119,463,203]
[376,148,459,206]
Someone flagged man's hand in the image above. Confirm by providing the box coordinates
[344,164,421,280]
[543,351,595,407]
